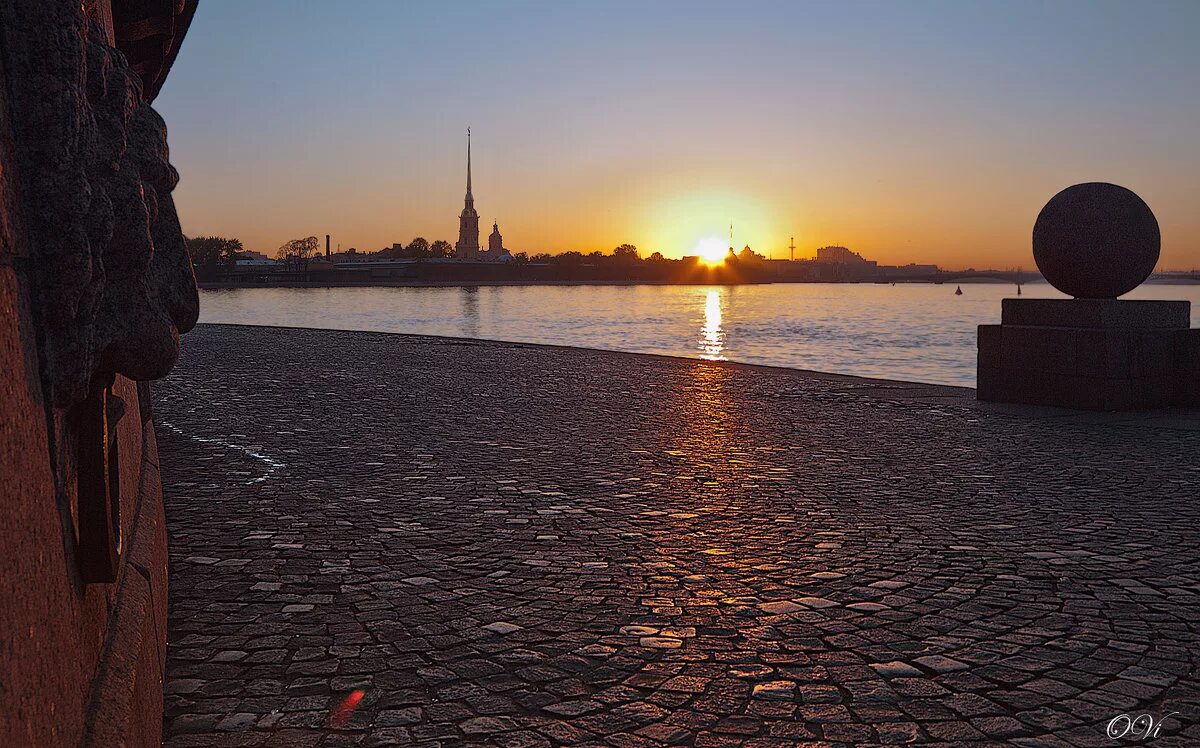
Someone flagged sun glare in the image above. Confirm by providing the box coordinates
[694,236,728,265]
[636,189,783,259]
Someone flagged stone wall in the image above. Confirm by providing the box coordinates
[0,1,196,744]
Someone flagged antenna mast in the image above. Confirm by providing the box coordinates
[789,236,795,262]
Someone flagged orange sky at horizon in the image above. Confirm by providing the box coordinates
[173,151,1200,271]
[158,3,1200,273]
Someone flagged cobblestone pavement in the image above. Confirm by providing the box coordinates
[156,324,1200,747]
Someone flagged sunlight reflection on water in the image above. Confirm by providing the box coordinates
[197,283,1200,387]
[699,290,725,360]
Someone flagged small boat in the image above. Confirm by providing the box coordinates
[955,286,963,295]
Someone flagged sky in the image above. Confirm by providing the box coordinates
[156,1,1200,270]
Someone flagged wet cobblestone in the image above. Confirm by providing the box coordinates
[156,324,1200,747]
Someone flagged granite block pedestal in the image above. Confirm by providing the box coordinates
[978,183,1200,411]
[978,298,1199,410]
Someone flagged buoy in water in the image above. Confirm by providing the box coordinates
[955,285,963,295]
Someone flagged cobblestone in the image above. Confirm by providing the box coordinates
[157,325,1200,746]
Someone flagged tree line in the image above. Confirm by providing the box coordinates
[185,235,769,280]
[514,244,766,265]
[184,235,243,279]
[378,238,455,258]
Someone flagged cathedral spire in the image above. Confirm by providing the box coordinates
[465,127,473,203]
[456,127,480,259]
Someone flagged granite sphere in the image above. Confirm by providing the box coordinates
[1032,182,1160,299]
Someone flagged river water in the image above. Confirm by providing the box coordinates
[197,283,1200,387]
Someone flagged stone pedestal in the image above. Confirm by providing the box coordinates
[978,298,1199,410]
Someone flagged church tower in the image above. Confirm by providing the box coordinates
[455,129,480,260]
[488,221,504,253]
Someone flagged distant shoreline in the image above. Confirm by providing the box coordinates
[196,278,1062,290]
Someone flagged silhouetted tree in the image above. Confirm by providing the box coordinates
[429,239,453,258]
[648,251,666,262]
[406,237,430,258]
[186,235,243,280]
[276,236,319,273]
[613,244,640,263]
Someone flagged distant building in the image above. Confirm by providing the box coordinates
[234,250,276,268]
[486,221,514,261]
[888,263,940,276]
[323,247,367,263]
[808,245,879,281]
[815,245,876,268]
[488,221,504,253]
[453,130,512,262]
[455,130,481,260]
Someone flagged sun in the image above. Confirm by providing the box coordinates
[693,236,728,265]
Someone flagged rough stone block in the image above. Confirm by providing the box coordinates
[977,325,1002,371]
[1074,329,1110,378]
[1001,298,1189,329]
[1174,329,1200,406]
[978,311,1193,410]
[1136,333,1177,380]
[999,325,1077,375]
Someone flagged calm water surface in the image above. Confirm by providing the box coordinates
[198,283,1200,387]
